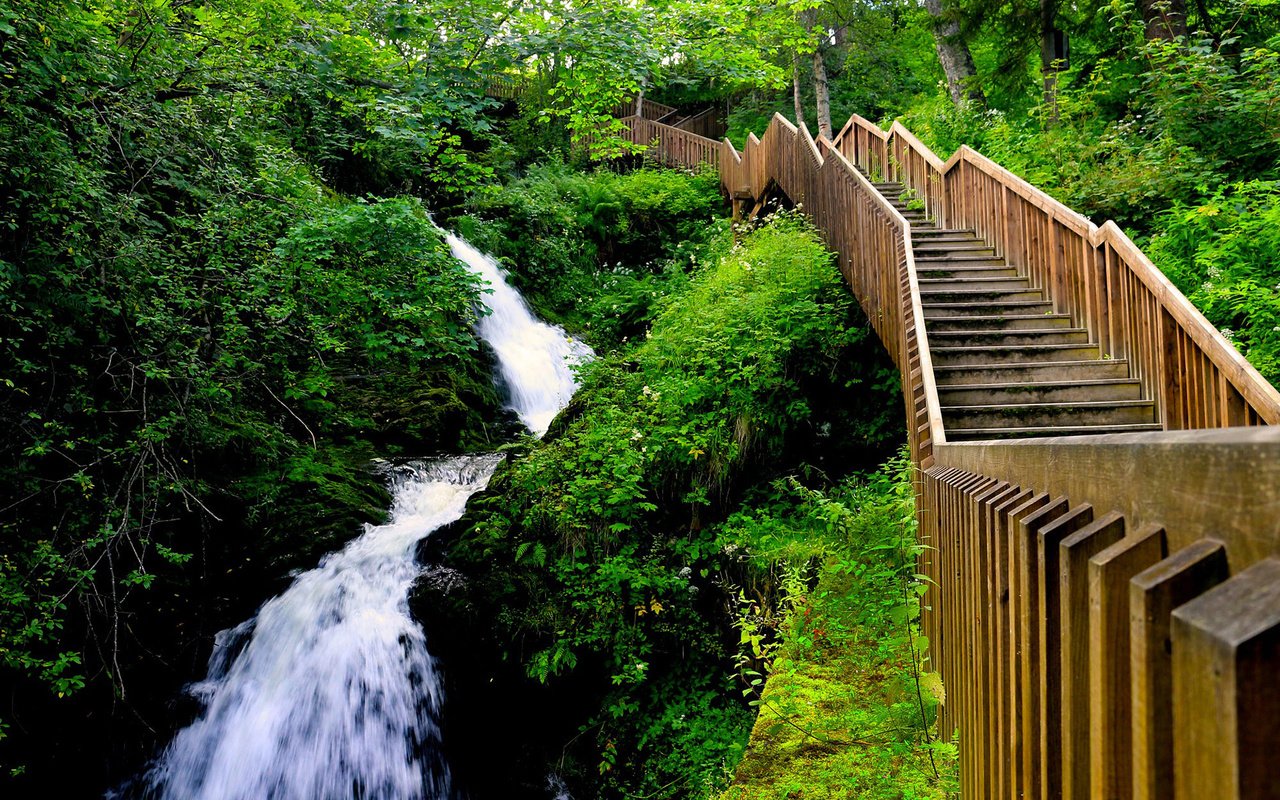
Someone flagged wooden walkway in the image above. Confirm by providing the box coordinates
[617,107,1280,799]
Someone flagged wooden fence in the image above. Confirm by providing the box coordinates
[612,97,678,122]
[617,116,721,171]
[624,109,1280,799]
[672,107,728,141]
[836,115,1280,430]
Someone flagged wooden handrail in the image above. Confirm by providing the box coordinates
[618,116,721,170]
[613,96,678,121]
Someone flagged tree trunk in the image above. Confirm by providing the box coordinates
[1140,0,1188,40]
[811,44,833,140]
[923,0,985,106]
[1040,0,1060,124]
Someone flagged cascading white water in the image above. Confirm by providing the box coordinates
[136,456,502,800]
[130,229,588,800]
[446,233,594,437]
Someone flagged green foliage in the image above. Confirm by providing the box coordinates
[714,452,956,799]
[724,0,940,147]
[448,213,903,799]
[0,0,513,768]
[1144,180,1280,383]
[455,164,728,346]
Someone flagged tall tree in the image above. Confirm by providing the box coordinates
[809,18,835,138]
[923,0,986,105]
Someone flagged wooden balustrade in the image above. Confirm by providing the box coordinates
[618,116,721,171]
[833,115,888,181]
[941,145,1280,428]
[671,107,727,141]
[837,113,1280,427]
[929,430,1280,800]
[717,113,945,472]
[485,74,528,101]
[621,105,1280,800]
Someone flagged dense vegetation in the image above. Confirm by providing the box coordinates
[421,207,908,798]
[716,456,952,800]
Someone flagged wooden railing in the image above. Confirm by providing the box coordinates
[485,74,529,101]
[618,116,720,171]
[838,115,1280,429]
[623,107,1280,799]
[672,107,727,141]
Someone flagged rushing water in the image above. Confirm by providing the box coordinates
[134,457,501,800]
[129,233,590,799]
[445,233,593,437]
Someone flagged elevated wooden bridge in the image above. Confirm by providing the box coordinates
[617,106,1280,799]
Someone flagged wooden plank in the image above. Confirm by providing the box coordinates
[1036,503,1095,800]
[1089,525,1167,800]
[964,476,1001,797]
[977,483,1018,798]
[1129,539,1227,800]
[1172,558,1280,799]
[993,487,1034,798]
[1016,496,1070,800]
[1007,492,1050,796]
[936,429,1280,573]
[1059,510,1126,800]
[973,480,1014,794]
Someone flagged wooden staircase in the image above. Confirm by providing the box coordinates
[872,179,1161,440]
[622,108,1280,800]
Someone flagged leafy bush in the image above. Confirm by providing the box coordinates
[1144,180,1280,384]
[715,453,955,800]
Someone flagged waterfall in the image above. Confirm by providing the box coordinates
[445,233,593,437]
[129,231,592,799]
[134,457,501,800]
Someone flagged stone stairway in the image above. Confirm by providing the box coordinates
[872,180,1163,440]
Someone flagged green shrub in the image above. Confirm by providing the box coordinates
[454,163,727,344]
[1144,180,1280,385]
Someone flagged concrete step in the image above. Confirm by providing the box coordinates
[912,228,976,238]
[918,276,1032,293]
[932,358,1132,385]
[919,287,1045,303]
[928,328,1091,347]
[923,300,1056,318]
[918,266,1020,280]
[914,242,996,255]
[915,255,1008,267]
[926,313,1074,331]
[944,422,1165,441]
[931,342,1102,367]
[937,378,1144,406]
[943,400,1157,430]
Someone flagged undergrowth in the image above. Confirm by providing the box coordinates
[715,452,956,800]
[442,208,904,798]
